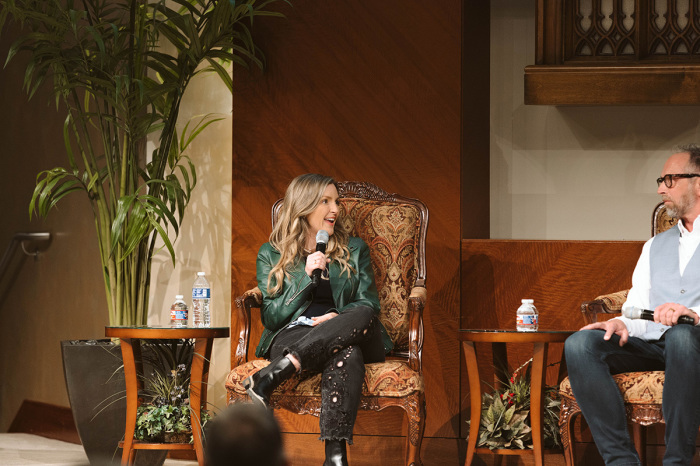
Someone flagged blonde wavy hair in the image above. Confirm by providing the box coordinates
[267,174,354,295]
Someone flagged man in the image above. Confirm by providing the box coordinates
[566,144,700,465]
[204,403,288,466]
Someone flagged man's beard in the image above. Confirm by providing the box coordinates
[664,187,695,219]
[666,203,681,218]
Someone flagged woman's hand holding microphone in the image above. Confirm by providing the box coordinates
[304,252,336,326]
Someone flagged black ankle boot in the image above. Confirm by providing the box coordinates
[323,439,348,466]
[243,356,296,408]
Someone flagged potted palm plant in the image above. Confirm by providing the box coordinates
[0,0,286,462]
[1,0,285,326]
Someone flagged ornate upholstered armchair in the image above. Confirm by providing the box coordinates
[558,202,678,466]
[225,181,428,466]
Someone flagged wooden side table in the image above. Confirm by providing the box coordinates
[105,326,230,466]
[459,329,574,466]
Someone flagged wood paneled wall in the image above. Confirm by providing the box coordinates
[231,2,668,464]
[461,0,490,239]
[232,1,462,463]
[461,240,645,465]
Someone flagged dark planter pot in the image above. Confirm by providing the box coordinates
[61,339,167,466]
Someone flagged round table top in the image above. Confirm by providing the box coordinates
[105,326,230,339]
[458,328,575,343]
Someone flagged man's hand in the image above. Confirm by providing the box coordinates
[580,319,630,347]
[653,303,699,326]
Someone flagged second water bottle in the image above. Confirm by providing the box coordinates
[192,272,211,327]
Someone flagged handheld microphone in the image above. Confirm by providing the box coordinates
[310,230,329,287]
[622,306,696,325]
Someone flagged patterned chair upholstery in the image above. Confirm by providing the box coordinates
[559,202,677,466]
[226,181,428,466]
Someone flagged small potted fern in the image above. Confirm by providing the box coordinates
[134,339,209,444]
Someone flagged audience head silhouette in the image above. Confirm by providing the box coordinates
[205,403,287,466]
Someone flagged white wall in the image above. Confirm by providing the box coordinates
[491,0,700,240]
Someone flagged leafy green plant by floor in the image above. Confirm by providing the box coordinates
[135,403,210,443]
[467,359,562,450]
[134,339,210,443]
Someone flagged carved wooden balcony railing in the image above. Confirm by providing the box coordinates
[525,0,700,105]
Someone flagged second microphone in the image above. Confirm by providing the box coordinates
[622,306,696,325]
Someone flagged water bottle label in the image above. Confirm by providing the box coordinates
[517,315,538,326]
[171,310,188,320]
[192,288,210,299]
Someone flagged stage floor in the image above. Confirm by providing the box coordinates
[0,433,197,466]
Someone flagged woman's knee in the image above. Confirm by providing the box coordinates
[350,304,375,322]
[345,305,377,335]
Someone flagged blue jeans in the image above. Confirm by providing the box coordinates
[565,325,700,465]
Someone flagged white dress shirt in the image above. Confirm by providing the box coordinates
[618,214,700,339]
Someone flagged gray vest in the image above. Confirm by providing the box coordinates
[650,225,700,310]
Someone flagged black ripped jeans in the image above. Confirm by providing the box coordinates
[268,305,386,444]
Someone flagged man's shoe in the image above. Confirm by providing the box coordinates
[243,356,296,408]
[323,439,348,466]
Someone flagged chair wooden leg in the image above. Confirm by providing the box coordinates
[405,392,426,466]
[559,395,579,466]
[631,423,646,466]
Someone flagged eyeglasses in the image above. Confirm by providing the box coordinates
[656,173,700,188]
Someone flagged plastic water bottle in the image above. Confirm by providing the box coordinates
[516,299,538,332]
[192,272,211,327]
[170,295,188,328]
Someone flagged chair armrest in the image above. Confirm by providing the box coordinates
[581,289,629,325]
[407,286,427,372]
[232,287,262,369]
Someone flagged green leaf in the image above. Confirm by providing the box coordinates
[182,114,225,151]
[29,168,85,219]
[503,404,515,424]
[205,57,232,91]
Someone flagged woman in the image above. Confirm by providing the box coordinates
[243,174,393,466]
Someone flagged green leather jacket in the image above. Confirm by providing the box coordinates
[255,236,393,358]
